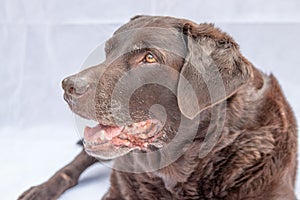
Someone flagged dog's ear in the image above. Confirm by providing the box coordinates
[177,23,252,119]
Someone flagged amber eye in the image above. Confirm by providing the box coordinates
[144,53,156,63]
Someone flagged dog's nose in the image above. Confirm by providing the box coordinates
[62,76,90,97]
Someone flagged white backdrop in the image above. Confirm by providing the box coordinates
[1,0,300,199]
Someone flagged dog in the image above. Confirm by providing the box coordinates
[19,15,297,200]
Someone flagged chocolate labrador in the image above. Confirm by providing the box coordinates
[19,15,297,200]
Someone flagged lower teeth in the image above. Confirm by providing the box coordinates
[99,130,106,140]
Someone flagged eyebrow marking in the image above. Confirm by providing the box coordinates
[131,42,146,52]
[131,40,158,53]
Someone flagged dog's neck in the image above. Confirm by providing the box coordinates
[151,140,206,191]
[150,69,270,192]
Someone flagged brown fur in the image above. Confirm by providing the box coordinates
[19,16,298,200]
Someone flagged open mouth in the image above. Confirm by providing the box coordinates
[83,119,162,156]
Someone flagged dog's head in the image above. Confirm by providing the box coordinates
[62,16,252,160]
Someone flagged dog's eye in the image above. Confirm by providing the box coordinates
[144,53,156,63]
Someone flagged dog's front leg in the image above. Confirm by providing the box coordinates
[18,149,97,200]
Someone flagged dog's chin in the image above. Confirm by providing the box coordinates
[85,145,134,160]
[83,119,163,160]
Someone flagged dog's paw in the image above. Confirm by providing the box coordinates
[18,184,58,200]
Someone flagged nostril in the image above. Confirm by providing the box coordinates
[71,84,90,95]
[68,86,76,95]
[62,76,90,96]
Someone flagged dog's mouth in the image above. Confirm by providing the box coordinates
[83,119,162,159]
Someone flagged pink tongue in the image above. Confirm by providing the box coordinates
[84,124,122,142]
[84,124,103,141]
[104,126,123,140]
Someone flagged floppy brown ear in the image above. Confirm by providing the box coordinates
[177,23,252,119]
